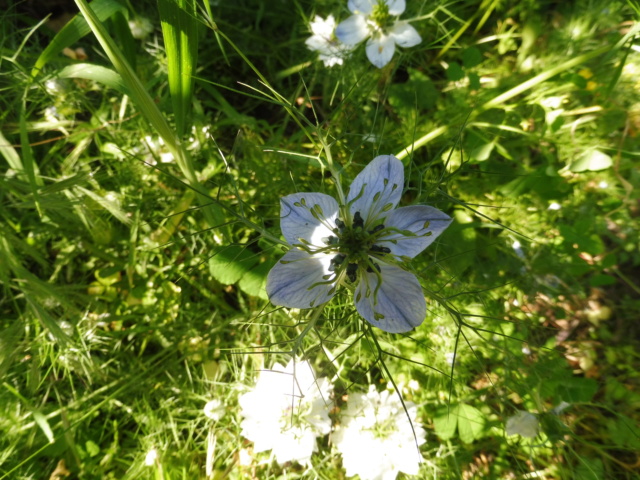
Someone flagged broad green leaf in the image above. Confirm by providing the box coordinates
[433,406,458,440]
[238,261,274,300]
[56,64,129,95]
[32,410,55,444]
[555,377,598,403]
[462,47,483,68]
[569,149,613,172]
[456,404,486,443]
[446,62,465,81]
[209,246,260,285]
[32,0,126,77]
[575,458,604,480]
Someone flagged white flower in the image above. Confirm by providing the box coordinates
[144,448,158,466]
[306,15,353,67]
[204,399,225,420]
[238,359,332,467]
[332,385,425,480]
[505,410,539,438]
[128,17,154,40]
[335,0,421,68]
[266,155,451,333]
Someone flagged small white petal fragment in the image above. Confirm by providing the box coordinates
[348,155,404,227]
[279,192,338,246]
[380,205,452,259]
[505,410,539,438]
[204,399,224,421]
[335,14,370,45]
[355,263,426,332]
[266,249,335,308]
[144,448,158,466]
[389,21,421,47]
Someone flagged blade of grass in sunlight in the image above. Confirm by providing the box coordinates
[19,97,43,216]
[31,0,126,77]
[0,129,23,172]
[398,44,613,160]
[72,0,222,228]
[56,64,129,95]
[158,0,199,140]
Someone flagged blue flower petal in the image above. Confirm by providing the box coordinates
[389,21,421,47]
[378,205,452,259]
[336,15,370,46]
[365,35,396,68]
[280,192,339,247]
[348,0,375,15]
[347,155,404,228]
[385,0,406,15]
[266,249,336,308]
[354,263,425,332]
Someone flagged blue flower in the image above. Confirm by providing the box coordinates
[335,0,421,68]
[266,155,451,333]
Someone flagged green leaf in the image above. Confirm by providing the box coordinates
[32,0,126,77]
[238,261,274,300]
[85,440,101,457]
[462,47,483,68]
[456,404,486,443]
[158,0,199,139]
[589,274,616,287]
[555,376,598,403]
[209,246,260,285]
[575,458,604,480]
[446,62,465,81]
[433,406,458,440]
[569,149,613,172]
[56,64,129,95]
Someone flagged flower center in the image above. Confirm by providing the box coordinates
[324,211,392,283]
[370,1,394,31]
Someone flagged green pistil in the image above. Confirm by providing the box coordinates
[371,1,394,30]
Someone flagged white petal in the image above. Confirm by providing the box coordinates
[279,192,338,246]
[389,22,421,47]
[365,34,396,68]
[347,155,404,228]
[348,0,375,14]
[378,205,452,259]
[266,249,336,308]
[354,263,425,332]
[385,0,406,15]
[336,15,370,46]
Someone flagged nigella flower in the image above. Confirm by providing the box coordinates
[305,15,354,67]
[266,155,451,333]
[505,410,539,438]
[335,0,421,68]
[331,385,426,480]
[238,359,332,466]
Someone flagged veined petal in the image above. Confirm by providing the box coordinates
[335,15,370,45]
[280,192,339,246]
[348,0,375,14]
[347,155,404,227]
[365,35,396,68]
[266,249,337,308]
[354,263,425,333]
[378,205,452,258]
[385,0,406,15]
[389,21,421,47]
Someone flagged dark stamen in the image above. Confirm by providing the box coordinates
[370,244,391,254]
[353,211,364,229]
[369,224,385,234]
[346,263,358,282]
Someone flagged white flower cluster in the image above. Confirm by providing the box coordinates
[238,360,426,479]
[306,0,421,68]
